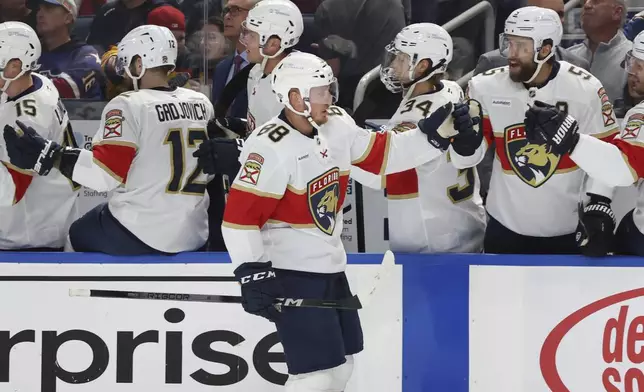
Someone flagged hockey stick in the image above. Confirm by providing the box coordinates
[355,250,396,308]
[69,289,362,310]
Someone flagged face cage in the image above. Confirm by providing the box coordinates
[380,43,411,93]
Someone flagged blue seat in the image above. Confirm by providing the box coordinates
[72,16,94,42]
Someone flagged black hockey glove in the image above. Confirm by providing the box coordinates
[4,120,63,175]
[450,100,484,156]
[575,194,616,257]
[418,101,454,151]
[193,138,244,175]
[207,117,248,138]
[233,261,283,322]
[524,100,580,155]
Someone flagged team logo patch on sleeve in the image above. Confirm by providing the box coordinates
[598,88,616,127]
[239,153,264,185]
[623,113,644,139]
[505,123,560,188]
[307,167,340,235]
[103,109,123,139]
[391,122,417,134]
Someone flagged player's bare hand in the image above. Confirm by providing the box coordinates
[193,138,244,175]
[3,120,61,175]
[524,100,580,155]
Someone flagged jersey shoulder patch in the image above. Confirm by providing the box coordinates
[622,105,644,140]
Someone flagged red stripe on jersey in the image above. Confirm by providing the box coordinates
[224,174,350,228]
[354,132,390,174]
[223,187,282,227]
[92,144,136,182]
[482,116,493,147]
[613,139,644,178]
[386,169,419,197]
[4,164,33,204]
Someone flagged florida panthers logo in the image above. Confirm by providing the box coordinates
[505,124,560,188]
[307,168,340,235]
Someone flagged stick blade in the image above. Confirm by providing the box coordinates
[358,250,396,308]
[69,288,91,297]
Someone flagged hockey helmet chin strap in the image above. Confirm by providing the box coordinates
[402,58,447,101]
[0,66,29,93]
[525,48,555,84]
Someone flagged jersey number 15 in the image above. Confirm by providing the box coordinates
[164,128,207,196]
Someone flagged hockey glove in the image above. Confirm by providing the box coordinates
[418,101,455,151]
[524,100,580,155]
[3,120,63,175]
[193,138,244,175]
[450,99,484,156]
[575,193,616,257]
[234,261,283,322]
[207,117,248,138]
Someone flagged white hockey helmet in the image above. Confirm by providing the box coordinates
[0,21,41,92]
[380,23,453,94]
[241,0,304,59]
[500,6,562,83]
[624,31,644,75]
[271,52,338,124]
[115,24,177,89]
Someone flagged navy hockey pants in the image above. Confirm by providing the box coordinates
[484,214,580,254]
[69,203,171,255]
[273,269,364,375]
[614,209,644,256]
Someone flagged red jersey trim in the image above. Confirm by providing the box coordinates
[4,163,33,204]
[92,141,137,183]
[352,132,391,175]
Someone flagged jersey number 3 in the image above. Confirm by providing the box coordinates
[164,128,207,196]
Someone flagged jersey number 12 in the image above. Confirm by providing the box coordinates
[164,128,207,196]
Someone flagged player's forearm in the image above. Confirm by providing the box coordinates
[221,225,267,266]
[570,134,637,187]
[63,149,122,192]
[383,129,443,175]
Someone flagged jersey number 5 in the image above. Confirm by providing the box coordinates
[164,128,207,196]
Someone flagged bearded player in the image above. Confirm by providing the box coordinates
[3,25,214,255]
[439,6,620,255]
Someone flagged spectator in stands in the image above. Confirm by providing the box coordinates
[183,15,228,95]
[211,0,256,118]
[624,10,644,41]
[78,0,106,16]
[37,0,105,100]
[568,0,630,103]
[0,0,37,29]
[314,0,406,110]
[87,0,179,53]
[474,0,589,76]
[182,0,221,37]
[291,0,322,13]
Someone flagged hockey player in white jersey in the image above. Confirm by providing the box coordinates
[528,30,644,255]
[3,25,214,255]
[221,52,466,391]
[361,23,486,253]
[443,6,619,255]
[0,21,78,250]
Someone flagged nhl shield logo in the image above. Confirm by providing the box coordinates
[505,123,560,188]
[307,168,340,235]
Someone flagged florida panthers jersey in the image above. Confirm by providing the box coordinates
[71,87,214,252]
[465,61,619,236]
[222,107,445,273]
[355,81,486,252]
[0,73,79,249]
[571,103,644,233]
[246,64,281,133]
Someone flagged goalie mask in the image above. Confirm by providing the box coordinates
[380,23,452,94]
